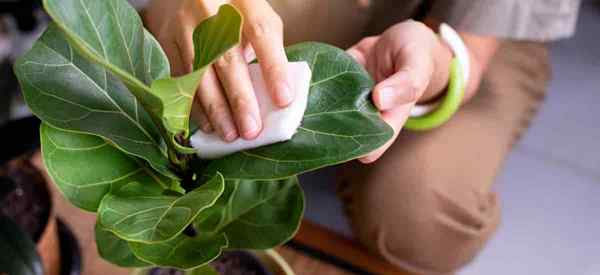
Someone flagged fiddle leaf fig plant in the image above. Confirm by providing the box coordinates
[14,0,394,271]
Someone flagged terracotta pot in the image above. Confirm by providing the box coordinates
[36,207,61,275]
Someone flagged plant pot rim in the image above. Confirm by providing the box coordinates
[252,249,295,275]
[132,249,295,275]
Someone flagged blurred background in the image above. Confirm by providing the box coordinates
[0,1,598,274]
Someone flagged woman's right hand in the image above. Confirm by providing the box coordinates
[143,0,292,142]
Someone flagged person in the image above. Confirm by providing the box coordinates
[143,1,580,274]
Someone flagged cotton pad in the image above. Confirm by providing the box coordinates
[191,62,312,159]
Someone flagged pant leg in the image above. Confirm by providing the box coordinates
[337,41,550,275]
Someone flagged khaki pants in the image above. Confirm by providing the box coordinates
[271,1,551,273]
[337,42,550,274]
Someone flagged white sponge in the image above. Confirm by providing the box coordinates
[191,62,312,159]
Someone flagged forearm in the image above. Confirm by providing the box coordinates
[422,18,499,103]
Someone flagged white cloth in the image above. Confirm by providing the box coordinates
[191,62,312,159]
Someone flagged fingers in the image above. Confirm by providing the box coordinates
[357,21,438,163]
[191,103,214,133]
[372,69,419,111]
[372,41,433,112]
[194,67,239,142]
[213,46,263,139]
[235,0,292,107]
[346,36,379,67]
[173,22,196,76]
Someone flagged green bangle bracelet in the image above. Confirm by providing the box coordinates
[404,58,465,131]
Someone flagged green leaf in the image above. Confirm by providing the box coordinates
[40,123,171,212]
[128,176,302,269]
[193,5,243,70]
[42,0,162,106]
[148,70,203,151]
[42,0,242,151]
[15,24,177,180]
[196,177,304,249]
[201,42,394,180]
[129,232,228,270]
[150,4,242,147]
[98,173,225,243]
[0,215,43,275]
[189,265,220,275]
[95,222,150,268]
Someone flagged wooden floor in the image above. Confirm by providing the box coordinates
[281,221,413,275]
[278,246,353,275]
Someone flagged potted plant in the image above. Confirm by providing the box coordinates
[13,0,393,274]
[0,149,80,275]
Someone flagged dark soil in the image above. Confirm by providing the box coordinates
[210,251,272,275]
[149,251,272,275]
[0,157,51,242]
[149,269,184,275]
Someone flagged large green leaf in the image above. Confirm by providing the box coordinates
[95,222,150,268]
[42,0,242,150]
[0,215,43,275]
[196,177,304,249]
[15,24,177,179]
[201,42,394,180]
[42,0,161,105]
[40,123,171,212]
[98,173,225,243]
[126,177,302,269]
[129,232,227,270]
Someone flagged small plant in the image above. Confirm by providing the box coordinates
[14,0,393,271]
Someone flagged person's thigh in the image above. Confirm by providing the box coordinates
[337,41,550,274]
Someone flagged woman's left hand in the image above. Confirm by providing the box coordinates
[347,20,453,163]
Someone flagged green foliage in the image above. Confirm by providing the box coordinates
[15,24,176,179]
[14,0,393,270]
[95,222,150,268]
[98,173,224,243]
[40,123,174,212]
[195,177,304,249]
[202,42,393,180]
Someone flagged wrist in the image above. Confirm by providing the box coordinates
[406,23,469,130]
[419,30,453,103]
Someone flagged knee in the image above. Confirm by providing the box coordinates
[346,178,500,274]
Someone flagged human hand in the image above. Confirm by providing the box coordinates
[143,0,291,142]
[347,20,453,163]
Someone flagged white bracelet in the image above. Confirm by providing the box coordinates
[410,23,470,117]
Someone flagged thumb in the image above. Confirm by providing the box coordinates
[372,70,422,111]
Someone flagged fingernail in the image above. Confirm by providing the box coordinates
[220,124,238,143]
[201,123,214,133]
[241,115,261,139]
[223,131,238,143]
[277,82,294,106]
[377,87,396,110]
